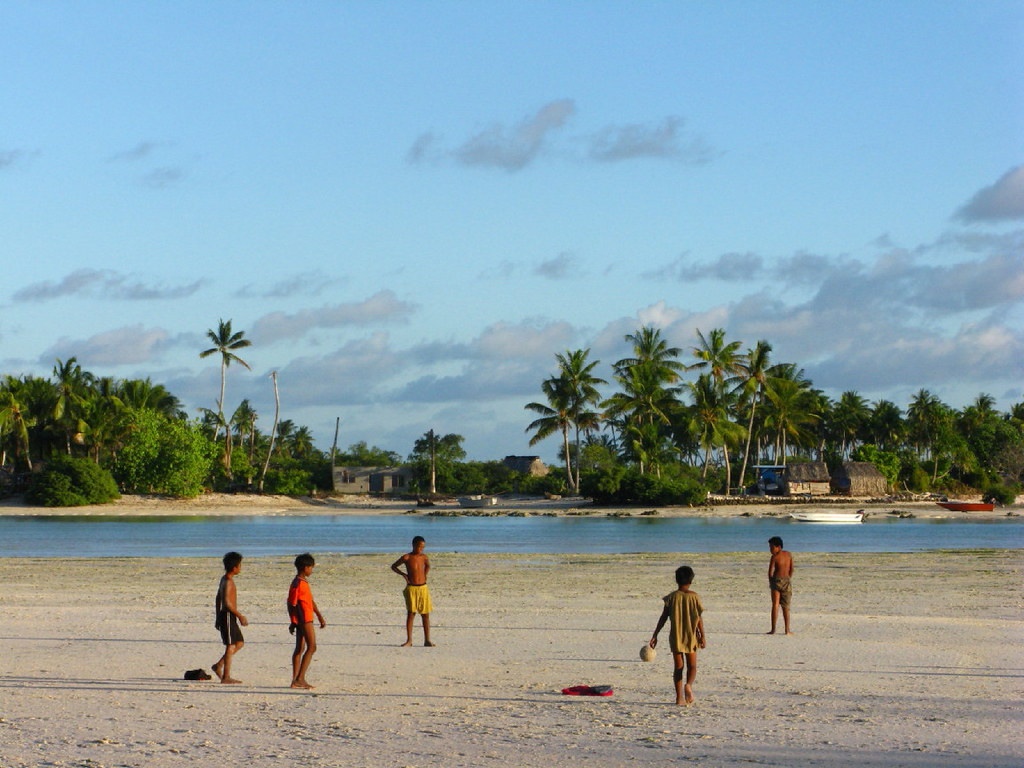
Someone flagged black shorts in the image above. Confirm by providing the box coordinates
[219,613,244,646]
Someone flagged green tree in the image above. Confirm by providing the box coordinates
[199,319,252,476]
[0,376,35,471]
[114,410,217,497]
[408,432,466,494]
[734,340,773,489]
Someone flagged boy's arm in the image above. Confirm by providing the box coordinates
[312,599,327,628]
[768,553,777,579]
[696,616,706,648]
[224,578,248,626]
[390,554,410,582]
[650,605,669,647]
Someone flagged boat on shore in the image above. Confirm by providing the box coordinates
[457,495,498,508]
[790,510,864,524]
[935,501,995,512]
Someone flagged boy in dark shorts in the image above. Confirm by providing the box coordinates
[767,536,794,635]
[213,551,248,684]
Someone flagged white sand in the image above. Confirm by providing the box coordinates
[0,547,1020,767]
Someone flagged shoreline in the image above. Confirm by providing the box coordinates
[0,491,1018,520]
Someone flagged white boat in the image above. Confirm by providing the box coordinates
[789,510,864,524]
[457,495,498,508]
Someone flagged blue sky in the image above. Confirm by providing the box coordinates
[2,2,1023,463]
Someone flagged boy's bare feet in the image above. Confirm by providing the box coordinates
[400,640,412,647]
[424,641,435,647]
[683,684,695,705]
[290,679,315,689]
[212,661,224,681]
[221,677,242,684]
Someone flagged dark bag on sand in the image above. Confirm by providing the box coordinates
[184,668,212,681]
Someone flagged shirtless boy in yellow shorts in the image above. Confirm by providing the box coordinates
[390,536,434,647]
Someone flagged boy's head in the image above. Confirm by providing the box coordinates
[223,551,243,572]
[412,535,425,550]
[675,565,695,586]
[294,552,315,572]
[768,536,784,550]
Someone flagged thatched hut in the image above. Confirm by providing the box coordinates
[831,462,888,497]
[786,461,831,496]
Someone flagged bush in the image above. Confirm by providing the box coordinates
[580,466,707,506]
[984,482,1019,507]
[114,411,217,498]
[263,467,314,496]
[27,456,120,507]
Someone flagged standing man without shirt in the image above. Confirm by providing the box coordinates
[390,536,434,647]
[213,551,248,684]
[767,536,794,635]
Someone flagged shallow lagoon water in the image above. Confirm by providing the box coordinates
[1,513,1021,557]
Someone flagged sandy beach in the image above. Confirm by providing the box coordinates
[1,536,1021,766]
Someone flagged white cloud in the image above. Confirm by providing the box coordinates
[41,325,172,366]
[12,269,201,303]
[955,165,1024,222]
[250,290,418,344]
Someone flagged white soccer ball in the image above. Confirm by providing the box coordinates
[640,644,656,662]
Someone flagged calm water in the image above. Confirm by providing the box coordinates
[1,514,1022,557]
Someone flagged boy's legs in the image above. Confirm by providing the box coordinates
[768,589,781,634]
[683,651,698,704]
[292,623,317,688]
[402,611,415,647]
[422,612,433,647]
[672,652,684,705]
[214,641,243,684]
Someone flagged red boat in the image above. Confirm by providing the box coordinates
[935,501,995,512]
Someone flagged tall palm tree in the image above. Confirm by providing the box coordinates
[614,326,685,382]
[525,376,574,490]
[734,340,773,490]
[762,378,819,464]
[0,376,34,471]
[832,391,871,459]
[554,349,606,491]
[869,400,905,451]
[689,327,743,389]
[52,357,93,454]
[199,319,252,440]
[689,373,745,492]
[602,362,681,475]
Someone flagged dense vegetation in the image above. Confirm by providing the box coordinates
[1,320,1021,506]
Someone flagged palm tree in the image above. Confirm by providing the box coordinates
[525,376,574,490]
[52,357,93,454]
[614,326,685,382]
[602,362,681,475]
[0,376,34,471]
[762,378,819,464]
[199,319,252,440]
[832,391,871,459]
[688,373,745,492]
[734,340,773,490]
[689,327,743,389]
[200,319,252,477]
[869,400,905,451]
[117,378,185,419]
[554,349,606,492]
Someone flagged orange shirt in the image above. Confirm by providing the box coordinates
[288,577,314,624]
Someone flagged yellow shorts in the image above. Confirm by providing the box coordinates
[403,584,433,614]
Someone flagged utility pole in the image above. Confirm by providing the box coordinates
[429,428,436,495]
